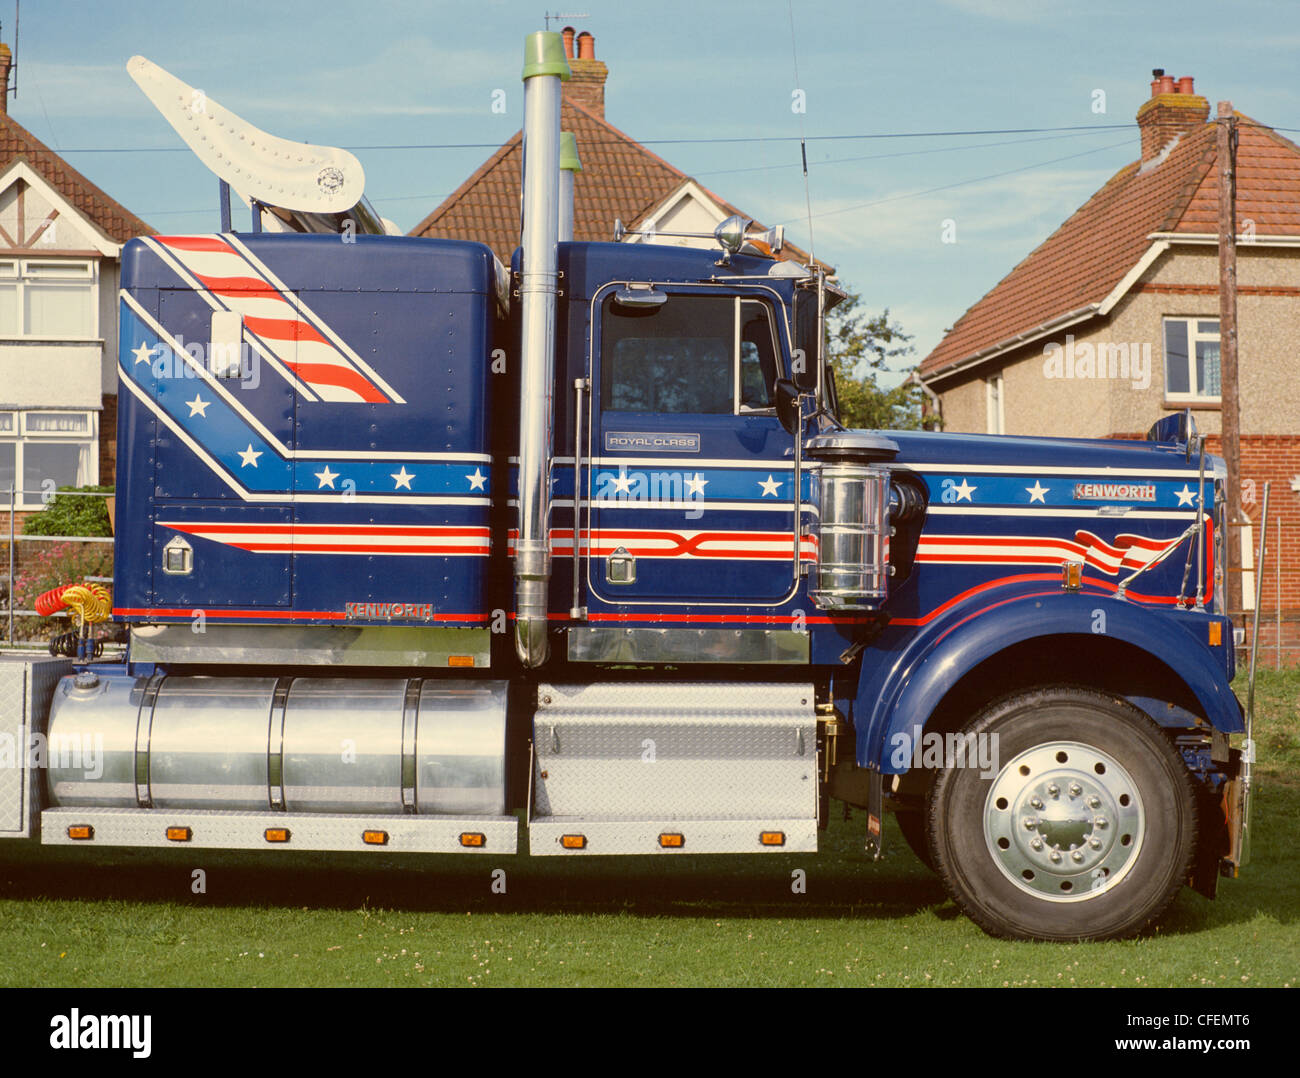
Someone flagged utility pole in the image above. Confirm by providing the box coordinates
[1217,100,1243,619]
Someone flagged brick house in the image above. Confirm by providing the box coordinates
[410,29,816,267]
[919,71,1300,649]
[0,43,152,509]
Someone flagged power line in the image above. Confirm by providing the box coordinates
[781,138,1133,228]
[50,122,1143,155]
[695,129,1123,178]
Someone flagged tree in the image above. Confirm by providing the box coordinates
[22,485,113,537]
[824,290,928,431]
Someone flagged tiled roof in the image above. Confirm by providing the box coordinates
[920,113,1300,379]
[409,98,820,267]
[0,111,152,242]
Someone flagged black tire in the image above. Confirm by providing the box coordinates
[894,809,937,872]
[928,685,1197,942]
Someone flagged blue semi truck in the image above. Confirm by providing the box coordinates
[0,33,1252,941]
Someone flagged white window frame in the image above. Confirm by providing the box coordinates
[1162,316,1221,403]
[0,408,99,509]
[0,257,99,341]
[985,373,1005,434]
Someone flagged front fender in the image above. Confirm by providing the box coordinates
[856,586,1241,774]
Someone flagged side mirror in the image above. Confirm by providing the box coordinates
[792,354,817,393]
[775,379,801,436]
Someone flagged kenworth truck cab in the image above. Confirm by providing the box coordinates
[0,33,1250,942]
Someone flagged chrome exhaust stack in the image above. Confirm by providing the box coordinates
[515,32,570,667]
[558,132,582,241]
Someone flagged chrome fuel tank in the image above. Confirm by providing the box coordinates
[45,673,507,816]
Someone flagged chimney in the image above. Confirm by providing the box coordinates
[564,31,607,119]
[0,43,11,116]
[1137,68,1209,164]
[562,26,575,60]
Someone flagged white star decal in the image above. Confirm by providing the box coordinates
[391,466,414,490]
[238,444,262,469]
[952,478,976,502]
[610,470,634,495]
[759,475,782,497]
[315,465,339,489]
[466,468,487,491]
[1026,481,1049,504]
[685,473,708,497]
[186,393,210,418]
[1175,484,1196,506]
[132,342,153,365]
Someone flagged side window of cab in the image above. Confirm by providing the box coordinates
[600,292,783,414]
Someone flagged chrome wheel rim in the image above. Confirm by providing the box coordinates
[984,741,1145,902]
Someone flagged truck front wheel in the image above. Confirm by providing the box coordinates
[928,686,1197,941]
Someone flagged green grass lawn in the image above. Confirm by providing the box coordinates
[1,670,1296,988]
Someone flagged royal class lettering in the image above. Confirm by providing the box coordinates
[1073,482,1156,501]
[604,431,700,453]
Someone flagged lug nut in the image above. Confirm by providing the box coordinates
[1089,838,1102,850]
[1030,797,1044,810]
[1068,782,1082,797]
[1023,817,1039,830]
[1071,850,1084,863]
[1030,838,1044,851]
[1094,817,1108,829]
[1049,850,1062,864]
[1088,796,1101,809]
[1047,783,1060,797]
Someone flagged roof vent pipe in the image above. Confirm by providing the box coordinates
[514,31,570,668]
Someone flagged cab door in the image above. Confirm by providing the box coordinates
[586,286,799,607]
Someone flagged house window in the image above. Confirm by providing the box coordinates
[601,293,780,415]
[1163,318,1220,401]
[0,259,96,338]
[0,409,98,508]
[985,373,1005,434]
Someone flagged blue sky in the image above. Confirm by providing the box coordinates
[12,0,1300,371]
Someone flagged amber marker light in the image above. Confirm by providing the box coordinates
[560,834,587,849]
[1061,561,1083,590]
[166,826,192,842]
[760,831,786,847]
[1208,621,1223,647]
[362,830,390,846]
[459,832,486,848]
[264,828,291,843]
[658,833,685,849]
[448,655,475,668]
[67,825,94,840]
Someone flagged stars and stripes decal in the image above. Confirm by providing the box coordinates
[916,529,1191,576]
[118,299,488,506]
[146,234,401,404]
[158,522,492,557]
[507,528,818,562]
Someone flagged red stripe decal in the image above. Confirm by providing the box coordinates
[285,361,389,403]
[156,235,233,252]
[243,315,329,345]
